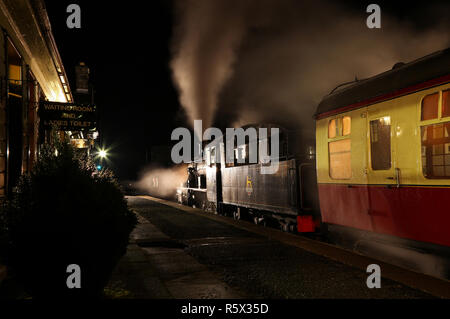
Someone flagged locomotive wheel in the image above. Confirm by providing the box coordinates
[289,223,296,233]
[280,222,294,232]
[254,216,265,226]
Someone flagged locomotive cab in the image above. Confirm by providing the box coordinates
[201,123,320,233]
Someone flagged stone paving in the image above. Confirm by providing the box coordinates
[108,196,439,299]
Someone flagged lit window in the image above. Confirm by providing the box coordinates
[329,139,351,179]
[329,116,351,138]
[9,64,21,83]
[342,116,351,136]
[328,119,337,138]
[370,118,391,170]
[236,145,246,164]
[442,90,450,118]
[421,93,439,121]
[7,39,22,98]
[421,122,450,178]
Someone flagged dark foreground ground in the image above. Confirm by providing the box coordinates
[105,196,438,299]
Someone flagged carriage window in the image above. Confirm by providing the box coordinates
[442,90,450,118]
[329,139,351,179]
[240,145,247,163]
[421,93,439,121]
[328,119,337,138]
[210,146,216,165]
[342,116,351,136]
[232,145,247,165]
[370,117,391,170]
[205,148,211,166]
[421,122,450,178]
[329,116,351,138]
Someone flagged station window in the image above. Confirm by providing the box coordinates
[421,93,439,120]
[370,117,391,170]
[421,122,450,178]
[9,65,21,83]
[7,39,22,98]
[329,139,351,179]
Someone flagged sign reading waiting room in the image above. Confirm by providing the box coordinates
[39,101,97,131]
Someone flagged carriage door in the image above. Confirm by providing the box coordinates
[366,110,399,218]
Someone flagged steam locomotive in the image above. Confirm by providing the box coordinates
[176,48,450,280]
[176,124,319,233]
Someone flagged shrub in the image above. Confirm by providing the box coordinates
[4,139,137,298]
[0,202,7,265]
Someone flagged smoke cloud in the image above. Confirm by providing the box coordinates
[136,165,188,199]
[170,0,253,128]
[171,0,450,139]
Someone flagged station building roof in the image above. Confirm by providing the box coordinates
[0,0,73,103]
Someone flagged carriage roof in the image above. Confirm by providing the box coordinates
[315,47,450,118]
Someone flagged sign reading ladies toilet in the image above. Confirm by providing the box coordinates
[39,101,97,131]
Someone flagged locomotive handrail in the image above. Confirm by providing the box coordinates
[395,167,401,188]
[298,162,315,210]
[327,77,366,95]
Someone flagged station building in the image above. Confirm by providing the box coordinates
[0,0,73,196]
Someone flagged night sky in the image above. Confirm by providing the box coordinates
[43,0,450,180]
[45,0,181,180]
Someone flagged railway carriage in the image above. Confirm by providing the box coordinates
[315,48,450,278]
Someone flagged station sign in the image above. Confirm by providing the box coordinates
[39,101,97,131]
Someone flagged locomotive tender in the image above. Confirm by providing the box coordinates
[177,48,450,279]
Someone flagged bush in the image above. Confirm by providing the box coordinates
[3,139,137,298]
[0,201,7,265]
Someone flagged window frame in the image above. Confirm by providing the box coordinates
[420,121,450,179]
[419,90,450,179]
[441,89,450,118]
[210,146,216,165]
[327,115,352,180]
[369,116,392,171]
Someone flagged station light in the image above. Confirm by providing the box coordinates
[59,74,66,84]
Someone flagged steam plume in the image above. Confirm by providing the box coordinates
[136,165,188,199]
[170,0,252,128]
[218,0,450,136]
[170,0,450,136]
